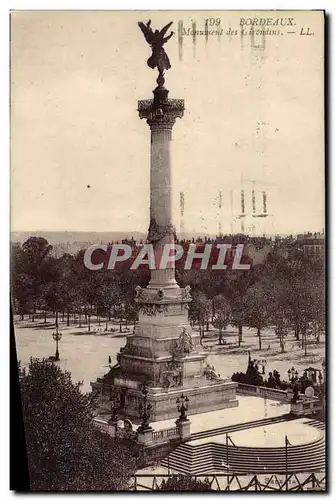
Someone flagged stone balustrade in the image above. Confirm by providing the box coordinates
[291,398,323,416]
[152,426,178,442]
[237,383,289,401]
[236,382,322,416]
[139,419,191,447]
[93,418,116,437]
[93,416,190,447]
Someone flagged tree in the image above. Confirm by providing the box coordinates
[283,256,319,340]
[226,270,256,347]
[157,474,212,491]
[272,301,291,353]
[243,282,273,351]
[19,359,137,491]
[95,276,121,331]
[11,271,34,320]
[57,254,79,326]
[124,302,139,330]
[21,237,52,264]
[11,238,53,319]
[230,301,246,347]
[268,279,291,353]
[276,317,289,353]
[188,291,211,342]
[307,266,325,344]
[212,295,231,345]
[22,237,53,319]
[42,258,70,325]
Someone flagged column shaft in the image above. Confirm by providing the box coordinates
[138,96,184,289]
[150,128,172,227]
[149,127,176,288]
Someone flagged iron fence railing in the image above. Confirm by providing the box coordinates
[130,472,326,491]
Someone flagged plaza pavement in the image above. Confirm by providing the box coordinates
[13,318,325,394]
[143,395,289,433]
[188,418,320,447]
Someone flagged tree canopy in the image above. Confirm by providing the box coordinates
[12,236,325,350]
[19,358,138,491]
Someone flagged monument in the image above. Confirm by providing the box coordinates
[91,21,238,422]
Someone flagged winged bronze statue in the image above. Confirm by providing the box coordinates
[138,20,174,76]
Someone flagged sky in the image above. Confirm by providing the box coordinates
[10,10,324,235]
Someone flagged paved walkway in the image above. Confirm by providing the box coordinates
[14,321,126,392]
[145,395,289,433]
[14,319,325,394]
[189,418,320,447]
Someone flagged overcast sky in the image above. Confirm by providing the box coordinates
[11,10,324,235]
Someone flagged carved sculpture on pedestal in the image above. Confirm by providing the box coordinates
[160,360,183,390]
[171,328,194,358]
[203,363,222,381]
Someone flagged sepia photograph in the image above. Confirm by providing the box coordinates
[10,9,325,491]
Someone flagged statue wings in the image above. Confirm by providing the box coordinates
[159,21,173,38]
[138,20,174,44]
[138,20,154,44]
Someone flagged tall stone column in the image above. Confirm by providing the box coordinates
[138,87,184,289]
[90,26,238,422]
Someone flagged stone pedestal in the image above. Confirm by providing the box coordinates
[108,422,117,438]
[176,419,191,441]
[91,84,238,422]
[137,428,154,446]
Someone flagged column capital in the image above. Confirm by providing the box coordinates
[138,98,184,131]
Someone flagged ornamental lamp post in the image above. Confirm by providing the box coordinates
[307,367,314,382]
[261,360,267,375]
[176,393,189,423]
[287,366,298,384]
[317,370,325,409]
[52,321,62,361]
[318,370,323,385]
[291,384,299,403]
[109,389,120,423]
[287,367,299,403]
